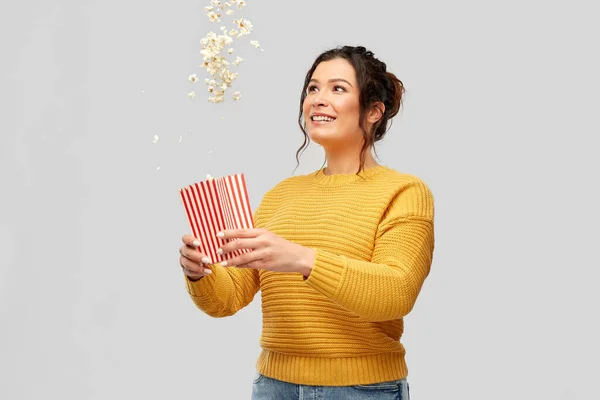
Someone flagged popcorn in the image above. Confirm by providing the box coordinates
[191,0,262,102]
[188,91,196,99]
[152,134,159,143]
[207,11,220,22]
[233,18,253,37]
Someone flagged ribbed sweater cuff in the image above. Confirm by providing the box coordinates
[185,268,218,298]
[304,249,345,299]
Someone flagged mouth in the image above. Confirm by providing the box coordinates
[310,114,336,124]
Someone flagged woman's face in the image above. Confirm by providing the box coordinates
[302,58,363,148]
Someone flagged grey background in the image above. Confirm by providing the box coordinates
[1,0,598,399]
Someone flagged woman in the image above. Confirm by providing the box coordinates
[179,45,434,399]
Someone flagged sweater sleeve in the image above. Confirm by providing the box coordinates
[303,178,435,322]
[184,203,266,318]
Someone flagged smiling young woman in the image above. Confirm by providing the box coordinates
[178,45,434,400]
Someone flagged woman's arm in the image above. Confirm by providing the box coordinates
[184,202,269,318]
[185,265,259,318]
[304,179,435,322]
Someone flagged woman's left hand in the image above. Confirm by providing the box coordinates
[216,228,316,276]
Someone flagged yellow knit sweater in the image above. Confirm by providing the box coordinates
[185,165,435,386]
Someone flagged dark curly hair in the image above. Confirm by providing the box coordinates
[295,45,405,174]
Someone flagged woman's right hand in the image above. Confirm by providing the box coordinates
[179,235,214,281]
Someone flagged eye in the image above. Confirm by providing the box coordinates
[333,85,346,92]
[307,84,318,93]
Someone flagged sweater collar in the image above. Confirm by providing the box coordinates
[310,165,388,187]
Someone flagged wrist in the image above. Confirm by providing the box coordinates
[299,247,316,277]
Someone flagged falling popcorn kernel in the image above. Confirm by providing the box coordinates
[233,91,241,100]
[188,91,196,99]
[226,9,234,15]
[232,56,243,65]
[157,166,161,171]
[250,40,260,48]
[189,74,198,82]
[152,134,159,143]
[207,11,220,22]
[227,48,234,54]
[179,136,183,143]
[206,174,213,180]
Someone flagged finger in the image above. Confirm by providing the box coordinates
[183,267,212,279]
[180,245,212,265]
[181,257,212,276]
[217,228,264,240]
[182,234,202,248]
[236,260,263,269]
[219,238,259,255]
[220,249,263,267]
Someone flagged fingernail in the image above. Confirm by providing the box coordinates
[216,248,223,255]
[204,269,212,275]
[192,240,201,247]
[216,232,224,238]
[220,261,228,267]
[201,257,211,264]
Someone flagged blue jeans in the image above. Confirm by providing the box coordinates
[251,373,410,400]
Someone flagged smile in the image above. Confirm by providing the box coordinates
[311,115,336,122]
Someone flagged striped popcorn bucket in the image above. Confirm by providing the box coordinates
[179,174,254,263]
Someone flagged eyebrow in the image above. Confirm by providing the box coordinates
[309,78,354,87]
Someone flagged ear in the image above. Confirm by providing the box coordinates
[366,101,385,124]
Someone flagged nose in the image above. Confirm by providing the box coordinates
[312,92,329,107]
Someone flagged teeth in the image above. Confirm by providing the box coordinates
[312,115,335,122]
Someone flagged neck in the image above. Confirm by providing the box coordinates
[323,147,378,175]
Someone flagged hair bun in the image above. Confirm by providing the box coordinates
[385,71,404,118]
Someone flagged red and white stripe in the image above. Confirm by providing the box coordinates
[179,174,254,263]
